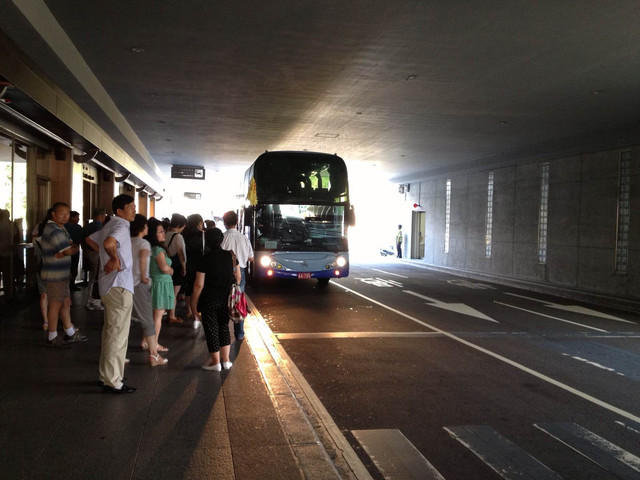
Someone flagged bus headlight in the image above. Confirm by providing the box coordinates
[260,256,272,267]
[336,256,347,267]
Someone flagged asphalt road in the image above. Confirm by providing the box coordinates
[247,259,640,480]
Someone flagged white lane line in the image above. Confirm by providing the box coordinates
[332,282,640,425]
[615,420,640,435]
[352,429,445,480]
[406,290,498,323]
[370,268,409,278]
[561,353,625,376]
[505,293,635,324]
[494,301,608,332]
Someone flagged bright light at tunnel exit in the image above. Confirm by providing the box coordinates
[347,166,403,263]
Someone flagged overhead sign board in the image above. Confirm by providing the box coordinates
[171,165,205,180]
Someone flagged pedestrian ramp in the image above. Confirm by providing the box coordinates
[353,422,640,479]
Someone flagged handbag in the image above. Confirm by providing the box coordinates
[228,283,248,323]
[166,233,183,279]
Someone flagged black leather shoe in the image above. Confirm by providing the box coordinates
[102,384,137,394]
[98,376,126,387]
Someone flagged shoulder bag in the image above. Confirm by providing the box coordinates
[228,253,248,322]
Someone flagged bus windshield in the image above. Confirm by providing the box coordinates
[255,204,347,252]
[253,154,348,204]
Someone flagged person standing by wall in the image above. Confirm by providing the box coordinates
[221,210,253,341]
[65,211,83,291]
[83,208,106,311]
[86,195,136,393]
[396,225,403,259]
[40,202,87,347]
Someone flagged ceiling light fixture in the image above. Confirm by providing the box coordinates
[315,133,339,138]
[130,47,145,53]
[406,74,417,81]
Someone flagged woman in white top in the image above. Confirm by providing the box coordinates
[130,215,167,367]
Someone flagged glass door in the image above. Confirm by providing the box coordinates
[0,133,29,298]
[411,210,426,259]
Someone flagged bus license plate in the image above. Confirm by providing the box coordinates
[297,272,311,279]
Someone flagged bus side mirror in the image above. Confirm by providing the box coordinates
[346,205,356,227]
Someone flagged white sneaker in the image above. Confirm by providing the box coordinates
[202,362,221,371]
[193,320,201,330]
[222,362,233,370]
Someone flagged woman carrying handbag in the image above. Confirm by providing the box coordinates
[190,228,241,372]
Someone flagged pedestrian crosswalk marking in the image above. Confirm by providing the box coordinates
[352,429,445,480]
[535,423,640,479]
[444,425,561,480]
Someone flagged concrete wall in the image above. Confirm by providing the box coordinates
[406,145,640,301]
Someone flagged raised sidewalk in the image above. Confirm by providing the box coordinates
[0,287,370,479]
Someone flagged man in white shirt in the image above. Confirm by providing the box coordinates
[221,210,253,340]
[86,194,136,393]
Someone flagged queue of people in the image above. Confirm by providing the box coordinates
[36,194,253,394]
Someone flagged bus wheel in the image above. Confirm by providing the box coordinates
[317,278,330,287]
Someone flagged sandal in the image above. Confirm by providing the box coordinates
[42,322,49,331]
[149,354,168,367]
[157,344,169,352]
[168,316,184,324]
[141,341,149,350]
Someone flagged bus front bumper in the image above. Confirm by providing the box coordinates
[256,266,349,279]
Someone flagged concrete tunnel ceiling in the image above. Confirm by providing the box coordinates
[1,0,640,184]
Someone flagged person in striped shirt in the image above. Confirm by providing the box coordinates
[40,202,87,347]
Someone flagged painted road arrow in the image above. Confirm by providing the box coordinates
[505,293,635,324]
[405,290,498,323]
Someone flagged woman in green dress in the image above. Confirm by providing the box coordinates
[146,217,174,352]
